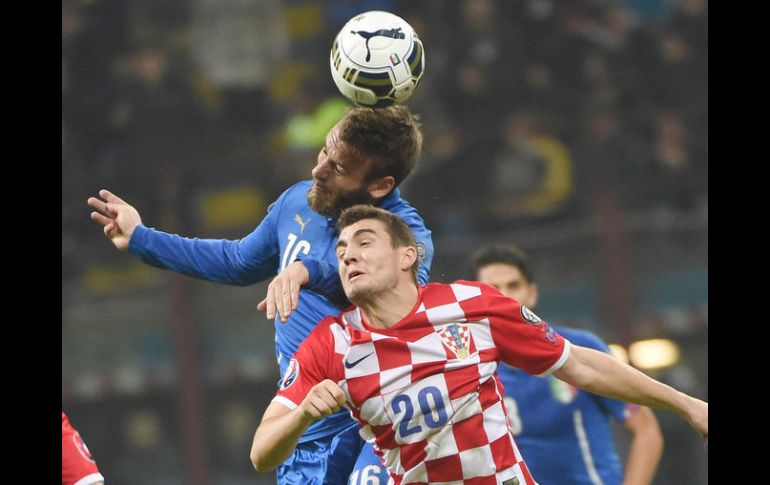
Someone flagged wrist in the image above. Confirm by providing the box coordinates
[291,260,311,285]
[295,255,320,286]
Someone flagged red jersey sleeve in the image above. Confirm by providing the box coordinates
[62,412,104,485]
[273,316,343,409]
[480,283,570,376]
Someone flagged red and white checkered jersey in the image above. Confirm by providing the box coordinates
[275,281,571,484]
[62,412,104,485]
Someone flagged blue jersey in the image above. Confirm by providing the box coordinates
[128,180,434,442]
[498,327,631,485]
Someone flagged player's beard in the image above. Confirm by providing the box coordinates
[308,182,377,218]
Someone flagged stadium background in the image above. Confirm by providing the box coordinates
[62,0,707,483]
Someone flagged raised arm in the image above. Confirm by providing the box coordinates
[622,406,664,485]
[553,345,707,438]
[88,188,281,286]
[250,380,347,471]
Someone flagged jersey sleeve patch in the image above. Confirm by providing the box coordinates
[280,358,300,390]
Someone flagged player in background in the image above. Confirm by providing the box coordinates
[62,412,104,485]
[249,205,707,484]
[471,244,664,485]
[87,106,434,484]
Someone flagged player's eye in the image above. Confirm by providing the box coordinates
[334,163,344,174]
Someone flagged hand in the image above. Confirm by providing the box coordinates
[684,397,708,439]
[87,189,142,251]
[258,261,310,322]
[299,379,347,420]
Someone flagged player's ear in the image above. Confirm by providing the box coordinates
[400,245,417,272]
[367,176,395,200]
[529,283,539,308]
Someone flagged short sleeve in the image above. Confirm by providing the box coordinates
[482,284,570,377]
[274,317,342,409]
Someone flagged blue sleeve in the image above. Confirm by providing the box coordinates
[296,255,341,296]
[127,194,285,286]
[561,328,629,423]
[382,191,434,285]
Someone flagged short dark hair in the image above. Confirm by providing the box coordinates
[470,244,535,283]
[337,204,419,282]
[338,105,423,190]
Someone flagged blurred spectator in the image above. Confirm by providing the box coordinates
[645,109,707,211]
[482,112,574,227]
[64,2,708,483]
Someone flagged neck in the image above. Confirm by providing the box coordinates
[355,281,419,329]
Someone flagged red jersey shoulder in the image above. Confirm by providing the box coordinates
[453,279,496,294]
[305,315,341,346]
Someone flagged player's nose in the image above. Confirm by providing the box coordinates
[312,156,329,180]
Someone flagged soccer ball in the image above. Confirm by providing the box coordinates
[330,11,425,107]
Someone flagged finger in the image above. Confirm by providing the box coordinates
[321,381,347,405]
[90,211,113,227]
[320,398,341,413]
[257,298,267,312]
[87,197,112,216]
[100,189,128,205]
[305,399,330,418]
[103,223,114,236]
[265,285,276,320]
[331,386,347,406]
[281,286,292,319]
[315,383,344,408]
[290,280,298,311]
[87,197,106,211]
[271,279,289,322]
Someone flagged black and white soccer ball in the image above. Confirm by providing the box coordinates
[330,11,425,108]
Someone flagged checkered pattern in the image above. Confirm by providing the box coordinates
[276,281,570,484]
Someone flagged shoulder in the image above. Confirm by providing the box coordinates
[378,188,404,208]
[305,315,350,348]
[268,180,313,213]
[451,280,507,300]
[308,315,342,340]
[289,180,313,192]
[378,189,419,217]
[418,281,489,309]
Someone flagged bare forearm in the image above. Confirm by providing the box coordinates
[624,435,662,485]
[250,406,314,471]
[555,346,701,419]
[622,408,663,485]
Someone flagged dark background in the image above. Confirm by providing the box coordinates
[62,0,707,483]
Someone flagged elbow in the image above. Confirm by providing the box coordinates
[250,446,277,472]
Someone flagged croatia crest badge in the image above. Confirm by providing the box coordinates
[438,323,471,359]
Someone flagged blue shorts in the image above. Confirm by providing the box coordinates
[276,422,365,484]
[348,442,392,485]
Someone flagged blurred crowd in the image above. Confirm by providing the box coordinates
[62,0,707,280]
[62,1,707,483]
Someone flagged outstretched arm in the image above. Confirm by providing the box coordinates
[250,379,347,472]
[88,188,280,285]
[553,345,707,438]
[622,406,664,485]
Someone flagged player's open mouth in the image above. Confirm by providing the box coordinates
[348,270,364,281]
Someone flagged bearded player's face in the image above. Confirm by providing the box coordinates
[307,124,375,217]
